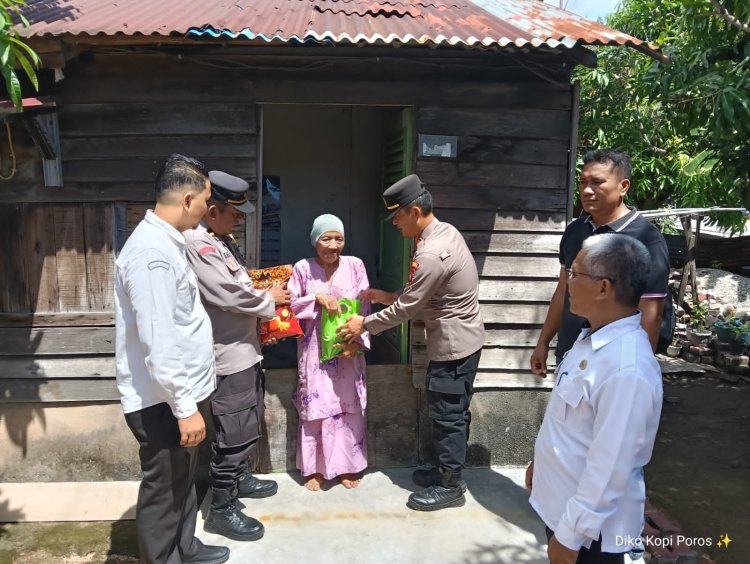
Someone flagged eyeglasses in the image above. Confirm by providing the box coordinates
[566,268,616,283]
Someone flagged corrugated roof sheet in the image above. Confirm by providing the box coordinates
[19,0,663,60]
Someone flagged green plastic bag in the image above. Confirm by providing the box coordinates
[320,298,361,363]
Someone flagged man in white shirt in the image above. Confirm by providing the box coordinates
[526,233,663,564]
[115,154,229,564]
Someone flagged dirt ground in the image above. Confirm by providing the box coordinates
[0,374,747,563]
[645,373,750,564]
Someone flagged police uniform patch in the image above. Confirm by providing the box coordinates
[198,245,218,257]
[409,259,419,283]
[226,258,240,272]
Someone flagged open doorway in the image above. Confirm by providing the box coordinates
[259,104,413,367]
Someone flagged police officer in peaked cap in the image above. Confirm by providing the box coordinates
[184,170,291,541]
[339,173,486,511]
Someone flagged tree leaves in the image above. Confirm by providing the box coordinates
[1,0,40,110]
[576,0,750,232]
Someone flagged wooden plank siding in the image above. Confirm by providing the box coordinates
[0,53,259,401]
[413,86,571,388]
[0,51,574,400]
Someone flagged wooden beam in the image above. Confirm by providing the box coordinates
[0,312,114,327]
[417,161,567,190]
[412,328,554,347]
[0,378,119,402]
[474,255,560,279]
[478,280,558,302]
[463,233,560,254]
[417,107,570,140]
[435,209,566,232]
[412,346,553,372]
[0,327,115,355]
[0,356,115,379]
[479,303,551,325]
[428,185,566,212]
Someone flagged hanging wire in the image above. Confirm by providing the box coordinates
[0,122,17,181]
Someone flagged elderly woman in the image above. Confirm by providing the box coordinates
[288,214,371,491]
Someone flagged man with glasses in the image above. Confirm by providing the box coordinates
[530,149,672,375]
[526,233,663,564]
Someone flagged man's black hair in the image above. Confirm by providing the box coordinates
[154,153,209,201]
[582,149,632,181]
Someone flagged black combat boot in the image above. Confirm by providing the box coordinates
[412,465,467,493]
[407,467,466,511]
[237,472,278,499]
[204,488,265,542]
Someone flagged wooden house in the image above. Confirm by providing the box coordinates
[0,0,661,519]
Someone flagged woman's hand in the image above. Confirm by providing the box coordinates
[334,341,361,359]
[316,294,341,314]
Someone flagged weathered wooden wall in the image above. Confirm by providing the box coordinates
[1,46,575,475]
[0,52,258,405]
[410,84,573,390]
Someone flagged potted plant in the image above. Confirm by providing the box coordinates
[728,319,750,354]
[686,299,712,345]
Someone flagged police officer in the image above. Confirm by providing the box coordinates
[184,171,291,541]
[338,174,485,511]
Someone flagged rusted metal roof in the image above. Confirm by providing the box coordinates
[19,0,663,60]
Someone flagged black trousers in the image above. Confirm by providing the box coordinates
[545,527,625,564]
[425,349,482,472]
[125,401,208,564]
[209,364,265,491]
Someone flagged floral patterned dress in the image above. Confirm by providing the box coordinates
[288,255,371,479]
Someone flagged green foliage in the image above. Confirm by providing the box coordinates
[0,0,40,109]
[690,298,710,328]
[576,0,750,232]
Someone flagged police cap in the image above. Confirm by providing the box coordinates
[382,174,426,221]
[209,170,255,214]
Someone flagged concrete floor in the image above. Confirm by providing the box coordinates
[197,467,549,564]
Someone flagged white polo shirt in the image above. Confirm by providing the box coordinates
[115,210,216,418]
[530,312,663,553]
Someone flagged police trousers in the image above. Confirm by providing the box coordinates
[124,400,208,564]
[425,348,482,472]
[210,363,265,491]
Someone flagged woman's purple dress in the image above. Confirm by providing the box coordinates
[288,255,371,479]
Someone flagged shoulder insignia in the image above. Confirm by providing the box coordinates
[198,245,218,257]
[147,259,170,271]
[439,249,451,261]
[408,259,420,283]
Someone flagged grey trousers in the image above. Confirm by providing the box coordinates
[125,401,207,564]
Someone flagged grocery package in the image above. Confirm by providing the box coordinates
[320,298,361,362]
[248,264,303,344]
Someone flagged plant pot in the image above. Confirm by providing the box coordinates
[711,322,734,344]
[728,339,746,355]
[686,328,712,346]
[666,344,681,357]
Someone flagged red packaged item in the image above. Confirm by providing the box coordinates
[248,265,304,344]
[259,305,303,345]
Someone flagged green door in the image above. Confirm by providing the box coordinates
[377,108,415,363]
